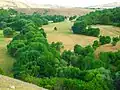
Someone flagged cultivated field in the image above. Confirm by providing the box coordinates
[0,30,14,75]
[43,21,120,50]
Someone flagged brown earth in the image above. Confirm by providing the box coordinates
[15,8,93,16]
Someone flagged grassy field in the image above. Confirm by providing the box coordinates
[43,21,120,50]
[0,30,15,75]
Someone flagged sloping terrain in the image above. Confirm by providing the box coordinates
[0,0,30,8]
[0,0,93,16]
[0,75,46,90]
[88,2,120,9]
[16,7,93,16]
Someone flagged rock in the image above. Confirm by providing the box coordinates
[9,85,15,89]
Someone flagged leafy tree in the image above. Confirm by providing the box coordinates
[114,71,120,90]
[50,42,64,51]
[3,27,15,37]
[99,36,111,45]
[112,36,120,46]
[0,68,4,74]
[57,66,81,79]
[62,50,75,66]
[72,21,87,34]
[92,40,99,49]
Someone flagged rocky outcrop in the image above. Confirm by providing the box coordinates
[0,75,47,90]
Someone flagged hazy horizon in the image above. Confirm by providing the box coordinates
[22,0,120,7]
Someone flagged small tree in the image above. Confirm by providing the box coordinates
[112,36,120,46]
[92,40,99,49]
[99,36,111,45]
[72,21,87,34]
[0,68,4,74]
[3,27,15,37]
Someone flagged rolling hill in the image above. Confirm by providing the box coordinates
[88,2,120,9]
[0,0,93,16]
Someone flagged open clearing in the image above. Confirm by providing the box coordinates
[0,30,14,75]
[43,21,120,50]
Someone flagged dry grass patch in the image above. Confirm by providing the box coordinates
[0,30,14,75]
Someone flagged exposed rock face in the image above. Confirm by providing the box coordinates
[0,75,47,90]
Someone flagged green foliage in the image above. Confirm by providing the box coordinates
[72,21,100,37]
[0,21,7,29]
[112,36,120,46]
[86,26,100,37]
[114,71,120,90]
[72,21,87,34]
[3,27,15,37]
[57,66,81,79]
[5,8,120,90]
[77,7,120,26]
[99,36,111,45]
[43,15,65,23]
[69,15,77,21]
[50,42,64,51]
[92,40,99,49]
[0,68,4,74]
[99,51,120,72]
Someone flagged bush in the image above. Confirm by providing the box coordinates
[69,15,77,21]
[57,66,81,79]
[112,36,120,46]
[85,27,100,37]
[0,68,4,74]
[99,36,111,45]
[3,27,15,37]
[92,40,99,49]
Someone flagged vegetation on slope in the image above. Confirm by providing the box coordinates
[0,8,120,90]
[72,7,120,37]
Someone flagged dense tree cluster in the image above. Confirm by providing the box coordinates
[72,21,100,37]
[72,7,120,37]
[42,15,65,23]
[77,7,120,26]
[0,9,65,31]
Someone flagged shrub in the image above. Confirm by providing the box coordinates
[3,27,15,37]
[99,36,111,45]
[112,36,120,46]
[72,21,87,34]
[92,40,99,49]
[0,68,4,74]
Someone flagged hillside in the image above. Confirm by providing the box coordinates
[0,0,30,8]
[0,0,93,16]
[16,8,93,16]
[88,2,120,9]
[0,75,46,90]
